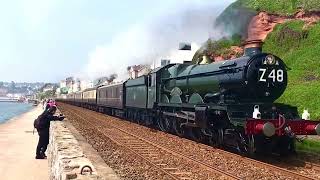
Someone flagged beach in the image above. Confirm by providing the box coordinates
[0,105,48,180]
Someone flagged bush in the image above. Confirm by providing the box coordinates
[192,34,242,63]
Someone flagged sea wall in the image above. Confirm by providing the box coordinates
[48,121,100,180]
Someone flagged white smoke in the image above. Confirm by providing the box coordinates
[84,2,231,81]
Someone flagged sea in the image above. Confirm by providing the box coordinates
[0,102,34,124]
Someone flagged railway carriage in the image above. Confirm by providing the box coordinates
[65,93,75,104]
[82,88,97,110]
[74,91,82,106]
[97,83,124,116]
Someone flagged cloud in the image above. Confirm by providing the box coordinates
[84,1,232,80]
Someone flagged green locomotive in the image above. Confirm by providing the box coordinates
[60,43,320,155]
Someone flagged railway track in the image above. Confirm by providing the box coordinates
[61,105,240,180]
[59,103,318,180]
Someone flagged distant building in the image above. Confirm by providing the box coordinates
[7,93,23,98]
[66,77,74,91]
[65,77,75,93]
[127,64,151,79]
[60,80,66,88]
[0,87,8,97]
[55,87,61,95]
[71,79,81,92]
[59,77,95,94]
[43,84,54,92]
[80,80,93,90]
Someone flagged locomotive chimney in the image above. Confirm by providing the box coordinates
[243,40,263,57]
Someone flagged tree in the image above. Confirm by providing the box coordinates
[60,87,68,94]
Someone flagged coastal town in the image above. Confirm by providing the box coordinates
[0,63,151,103]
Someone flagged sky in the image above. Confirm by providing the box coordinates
[0,0,235,83]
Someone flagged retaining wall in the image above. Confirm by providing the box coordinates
[48,121,100,180]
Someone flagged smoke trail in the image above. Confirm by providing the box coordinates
[84,2,232,81]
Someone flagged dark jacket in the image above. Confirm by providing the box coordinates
[38,112,64,130]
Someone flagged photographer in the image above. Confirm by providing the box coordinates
[35,105,65,159]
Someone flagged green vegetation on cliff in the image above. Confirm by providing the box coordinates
[192,35,242,63]
[263,20,320,119]
[216,0,320,37]
[243,0,320,15]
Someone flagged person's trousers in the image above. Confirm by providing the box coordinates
[36,129,49,156]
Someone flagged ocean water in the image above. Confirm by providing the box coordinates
[0,102,34,124]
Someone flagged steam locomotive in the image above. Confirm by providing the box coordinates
[58,41,320,155]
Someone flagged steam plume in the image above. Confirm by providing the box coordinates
[84,2,232,81]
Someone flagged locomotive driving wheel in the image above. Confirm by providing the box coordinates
[184,127,194,140]
[184,127,205,143]
[246,135,256,156]
[235,133,255,156]
[206,129,220,147]
[192,128,206,143]
[172,118,185,137]
[158,115,171,132]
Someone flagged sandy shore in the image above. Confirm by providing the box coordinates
[0,105,48,180]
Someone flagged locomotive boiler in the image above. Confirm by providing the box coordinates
[161,52,287,104]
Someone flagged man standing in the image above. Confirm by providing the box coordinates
[35,105,64,159]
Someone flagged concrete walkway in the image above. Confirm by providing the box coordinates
[0,105,48,180]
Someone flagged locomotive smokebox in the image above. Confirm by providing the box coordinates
[243,40,263,57]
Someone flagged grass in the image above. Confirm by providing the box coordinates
[296,139,320,154]
[263,20,320,120]
[241,0,320,15]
